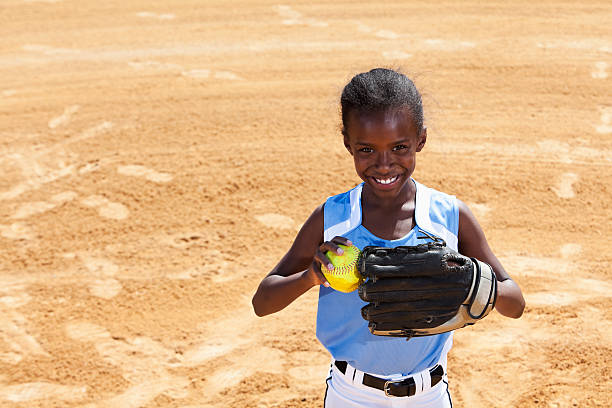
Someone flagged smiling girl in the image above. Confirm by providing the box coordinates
[252,68,525,407]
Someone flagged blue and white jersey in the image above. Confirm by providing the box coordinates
[316,179,459,376]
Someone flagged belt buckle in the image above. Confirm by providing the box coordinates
[383,379,403,397]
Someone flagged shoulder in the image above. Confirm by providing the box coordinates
[456,199,477,228]
[300,203,324,243]
[456,198,488,252]
[322,183,363,225]
[268,203,324,278]
[303,184,360,238]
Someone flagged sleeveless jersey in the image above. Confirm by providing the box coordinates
[316,179,459,376]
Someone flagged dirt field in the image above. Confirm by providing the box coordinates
[1,0,611,407]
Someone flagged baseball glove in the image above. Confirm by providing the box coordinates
[357,241,497,338]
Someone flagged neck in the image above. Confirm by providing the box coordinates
[362,180,416,210]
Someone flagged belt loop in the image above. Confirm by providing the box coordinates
[347,366,355,383]
[413,371,423,394]
[422,370,431,390]
[353,368,364,386]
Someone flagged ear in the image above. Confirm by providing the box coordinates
[416,126,427,152]
[343,132,353,155]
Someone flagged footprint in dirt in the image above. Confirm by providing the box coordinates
[423,39,476,50]
[0,382,86,404]
[595,107,612,134]
[135,11,175,20]
[0,120,112,201]
[11,191,77,219]
[382,50,412,60]
[117,165,173,183]
[168,246,241,283]
[0,222,34,240]
[65,321,189,407]
[181,301,290,398]
[502,244,612,307]
[161,232,208,249]
[255,213,297,230]
[591,61,609,79]
[48,105,79,129]
[273,5,328,27]
[79,256,123,299]
[0,292,49,365]
[81,195,130,220]
[551,173,579,199]
[181,70,243,80]
[4,191,128,241]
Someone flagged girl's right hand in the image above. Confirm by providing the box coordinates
[306,236,353,288]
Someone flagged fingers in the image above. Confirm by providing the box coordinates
[314,248,334,271]
[309,236,353,288]
[310,260,330,287]
[320,236,353,256]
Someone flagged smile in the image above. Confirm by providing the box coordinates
[373,175,399,185]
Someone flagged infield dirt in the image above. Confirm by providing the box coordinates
[0,1,611,407]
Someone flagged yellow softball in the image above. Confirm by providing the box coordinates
[320,244,363,293]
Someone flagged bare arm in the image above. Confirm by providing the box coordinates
[457,200,525,318]
[251,204,351,317]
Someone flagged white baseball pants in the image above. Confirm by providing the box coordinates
[323,360,453,408]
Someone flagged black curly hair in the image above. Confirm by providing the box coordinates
[340,68,423,136]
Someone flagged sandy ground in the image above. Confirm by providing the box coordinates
[1,0,611,407]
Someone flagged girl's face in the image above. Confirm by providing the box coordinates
[343,109,426,199]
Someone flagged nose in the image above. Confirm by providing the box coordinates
[375,151,393,171]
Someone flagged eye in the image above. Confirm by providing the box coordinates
[358,147,373,153]
[392,144,408,152]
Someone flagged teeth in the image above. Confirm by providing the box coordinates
[374,176,398,185]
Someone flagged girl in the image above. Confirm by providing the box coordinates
[252,68,525,407]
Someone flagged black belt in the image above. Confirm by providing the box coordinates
[334,360,444,397]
